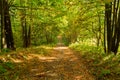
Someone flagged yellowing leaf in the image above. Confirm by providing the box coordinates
[104,0,113,3]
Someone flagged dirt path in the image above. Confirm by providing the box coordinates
[14,47,95,80]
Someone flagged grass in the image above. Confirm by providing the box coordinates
[0,45,52,80]
[1,44,120,80]
[69,42,120,80]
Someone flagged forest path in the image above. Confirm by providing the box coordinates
[16,46,95,80]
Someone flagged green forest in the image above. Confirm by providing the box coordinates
[0,0,120,80]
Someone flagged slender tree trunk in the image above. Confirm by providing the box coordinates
[96,11,102,47]
[111,0,120,54]
[104,0,120,54]
[24,18,27,47]
[112,7,120,54]
[105,2,112,53]
[28,0,32,46]
[20,0,31,48]
[1,0,7,49]
[104,16,107,53]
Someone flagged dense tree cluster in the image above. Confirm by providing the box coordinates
[0,0,120,54]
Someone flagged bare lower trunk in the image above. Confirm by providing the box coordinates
[1,0,15,50]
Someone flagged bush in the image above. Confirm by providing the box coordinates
[69,42,120,79]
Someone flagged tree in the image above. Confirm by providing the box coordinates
[104,0,120,54]
[0,0,7,49]
[20,0,31,48]
[0,0,15,50]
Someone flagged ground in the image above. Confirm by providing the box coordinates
[0,46,95,80]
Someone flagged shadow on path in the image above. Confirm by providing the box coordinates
[0,46,95,80]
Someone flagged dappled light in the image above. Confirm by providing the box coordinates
[103,54,114,61]
[0,0,120,80]
[0,46,94,80]
[53,47,68,50]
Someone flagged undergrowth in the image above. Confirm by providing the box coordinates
[0,46,51,80]
[69,42,120,80]
[0,61,18,80]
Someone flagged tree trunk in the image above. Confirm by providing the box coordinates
[104,0,120,54]
[1,0,15,50]
[1,0,7,49]
[105,2,112,53]
[20,0,31,48]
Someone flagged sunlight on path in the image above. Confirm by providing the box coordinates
[8,46,95,80]
[53,47,69,50]
[29,46,95,80]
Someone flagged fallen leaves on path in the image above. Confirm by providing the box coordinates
[0,46,95,80]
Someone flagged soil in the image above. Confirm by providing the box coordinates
[16,47,95,80]
[0,46,95,80]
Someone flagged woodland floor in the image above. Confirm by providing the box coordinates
[0,46,95,80]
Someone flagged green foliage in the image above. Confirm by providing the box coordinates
[69,42,104,54]
[0,62,15,74]
[0,61,18,80]
[8,0,104,47]
[10,0,66,47]
[70,42,120,79]
[29,46,48,55]
[1,48,10,53]
[3,62,15,70]
[0,49,11,55]
[99,69,111,79]
[0,65,7,74]
[1,0,119,79]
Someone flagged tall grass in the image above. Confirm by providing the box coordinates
[69,41,120,80]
